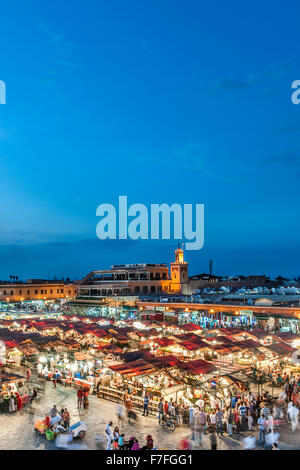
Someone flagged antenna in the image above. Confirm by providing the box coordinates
[209,259,213,277]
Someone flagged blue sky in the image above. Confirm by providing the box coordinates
[0,0,300,280]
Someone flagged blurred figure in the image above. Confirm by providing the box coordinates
[243,435,256,450]
[265,429,280,450]
[287,402,299,432]
[116,403,125,428]
[210,429,217,451]
[179,437,191,450]
[267,414,273,433]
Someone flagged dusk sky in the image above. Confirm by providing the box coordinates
[1,0,300,280]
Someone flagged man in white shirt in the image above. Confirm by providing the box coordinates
[105,421,113,450]
[258,415,266,446]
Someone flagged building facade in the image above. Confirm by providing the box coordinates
[0,280,78,302]
[78,247,190,299]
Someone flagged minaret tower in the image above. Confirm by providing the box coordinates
[170,243,189,293]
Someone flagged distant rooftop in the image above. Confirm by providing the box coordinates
[111,264,167,269]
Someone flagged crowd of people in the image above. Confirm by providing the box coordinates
[105,419,155,450]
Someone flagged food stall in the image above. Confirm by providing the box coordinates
[0,372,30,412]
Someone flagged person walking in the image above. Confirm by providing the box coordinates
[27,369,31,382]
[227,409,233,436]
[77,387,83,409]
[63,408,70,428]
[50,405,58,418]
[215,409,223,436]
[177,403,183,426]
[247,413,253,431]
[53,370,58,388]
[158,398,164,424]
[239,402,247,431]
[258,414,266,446]
[105,420,113,450]
[143,393,150,417]
[210,410,216,429]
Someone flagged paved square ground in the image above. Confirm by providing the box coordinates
[0,381,299,450]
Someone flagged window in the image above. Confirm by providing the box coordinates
[19,290,22,295]
[3,290,6,295]
[35,290,38,294]
[27,290,30,295]
[45,290,47,294]
[135,286,140,293]
[10,290,13,295]
[61,289,64,293]
[50,289,53,294]
[150,286,156,293]
[143,286,148,293]
[57,289,59,294]
[41,290,44,294]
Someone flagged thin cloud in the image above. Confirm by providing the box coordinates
[265,149,300,166]
[37,24,78,86]
[213,63,291,92]
[0,122,10,139]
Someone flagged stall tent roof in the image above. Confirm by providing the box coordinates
[109,359,156,377]
[176,359,217,375]
[179,340,209,351]
[275,332,298,342]
[118,351,181,368]
[264,343,296,356]
[0,372,25,383]
[153,337,175,347]
[179,324,203,332]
